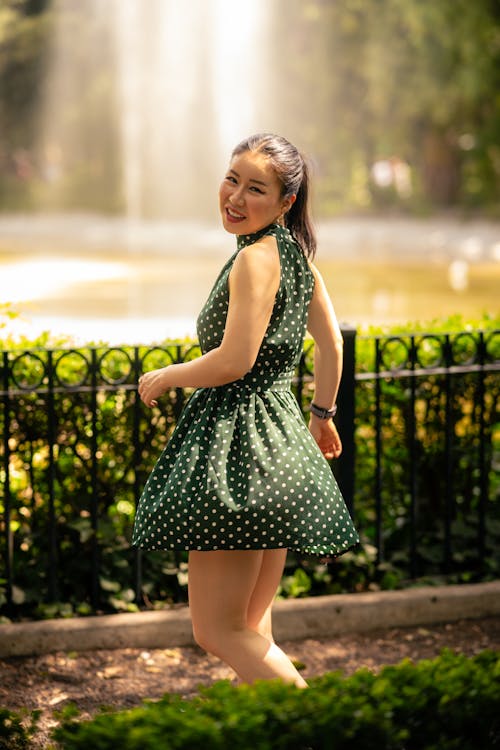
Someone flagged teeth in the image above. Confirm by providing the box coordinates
[227,208,244,219]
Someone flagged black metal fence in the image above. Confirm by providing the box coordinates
[0,327,499,619]
[355,329,499,580]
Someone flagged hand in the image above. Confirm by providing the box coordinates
[308,415,342,460]
[137,367,170,407]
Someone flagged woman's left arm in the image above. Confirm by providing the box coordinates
[138,238,280,407]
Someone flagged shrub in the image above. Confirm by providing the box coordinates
[0,314,498,619]
[0,707,39,750]
[52,650,500,749]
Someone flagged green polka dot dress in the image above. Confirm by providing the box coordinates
[132,222,359,556]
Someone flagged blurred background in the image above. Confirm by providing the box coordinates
[0,0,499,344]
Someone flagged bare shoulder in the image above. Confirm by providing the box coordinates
[308,261,327,292]
[232,235,280,280]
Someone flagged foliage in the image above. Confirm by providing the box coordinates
[0,303,74,351]
[0,1,499,214]
[0,314,498,620]
[51,650,500,749]
[270,0,500,215]
[351,314,500,587]
[0,707,40,750]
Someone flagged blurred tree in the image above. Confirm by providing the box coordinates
[0,0,498,215]
[269,0,500,214]
[0,0,121,212]
[0,1,51,149]
[0,0,52,208]
[363,0,500,208]
[24,0,51,15]
[267,0,373,214]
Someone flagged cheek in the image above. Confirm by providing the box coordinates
[266,197,284,216]
[218,183,227,204]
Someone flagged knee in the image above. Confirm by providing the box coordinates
[192,621,221,657]
[192,619,243,659]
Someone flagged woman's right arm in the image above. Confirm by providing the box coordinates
[137,238,280,407]
[306,263,344,459]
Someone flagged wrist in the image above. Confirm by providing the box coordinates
[160,364,175,388]
[310,401,337,420]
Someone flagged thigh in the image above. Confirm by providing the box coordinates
[188,549,264,630]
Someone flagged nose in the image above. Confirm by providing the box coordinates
[229,186,245,206]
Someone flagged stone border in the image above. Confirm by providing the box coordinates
[1,580,499,658]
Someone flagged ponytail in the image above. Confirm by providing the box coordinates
[285,156,316,259]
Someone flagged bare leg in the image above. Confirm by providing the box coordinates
[246,548,288,641]
[188,549,307,687]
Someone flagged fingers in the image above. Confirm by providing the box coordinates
[137,375,157,408]
[318,436,342,460]
[321,446,339,460]
[311,420,342,460]
[137,376,146,401]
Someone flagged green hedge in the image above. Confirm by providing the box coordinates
[0,313,499,619]
[352,315,500,591]
[48,649,500,750]
[0,707,39,750]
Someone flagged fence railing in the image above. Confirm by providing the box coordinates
[355,329,499,579]
[0,327,498,619]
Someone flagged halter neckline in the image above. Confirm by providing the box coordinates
[236,222,280,250]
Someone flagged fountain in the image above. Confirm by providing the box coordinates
[37,0,268,220]
[17,0,273,342]
[3,1,497,343]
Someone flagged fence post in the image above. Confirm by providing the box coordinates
[1,352,13,614]
[335,325,356,518]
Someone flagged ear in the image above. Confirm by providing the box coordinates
[281,193,296,214]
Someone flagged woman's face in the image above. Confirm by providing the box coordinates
[219,150,293,236]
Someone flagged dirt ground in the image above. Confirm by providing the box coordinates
[1,615,499,749]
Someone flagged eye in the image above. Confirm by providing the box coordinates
[249,186,265,194]
[225,175,237,184]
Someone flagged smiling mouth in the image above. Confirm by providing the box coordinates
[226,207,246,222]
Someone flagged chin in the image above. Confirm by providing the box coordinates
[221,215,246,234]
[222,222,240,234]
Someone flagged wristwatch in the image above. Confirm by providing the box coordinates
[310,402,338,419]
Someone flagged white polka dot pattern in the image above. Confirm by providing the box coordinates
[132,223,359,555]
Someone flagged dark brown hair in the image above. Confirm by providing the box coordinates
[231,133,316,258]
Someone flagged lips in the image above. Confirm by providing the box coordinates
[225,206,246,223]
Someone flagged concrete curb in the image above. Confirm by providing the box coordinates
[1,580,499,658]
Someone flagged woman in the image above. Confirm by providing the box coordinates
[133,133,359,688]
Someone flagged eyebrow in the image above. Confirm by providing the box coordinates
[229,168,268,187]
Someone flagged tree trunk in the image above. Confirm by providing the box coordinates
[421,128,461,206]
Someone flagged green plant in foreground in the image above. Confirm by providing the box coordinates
[0,707,40,750]
[51,649,500,750]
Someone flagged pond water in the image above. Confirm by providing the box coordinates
[1,214,498,344]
